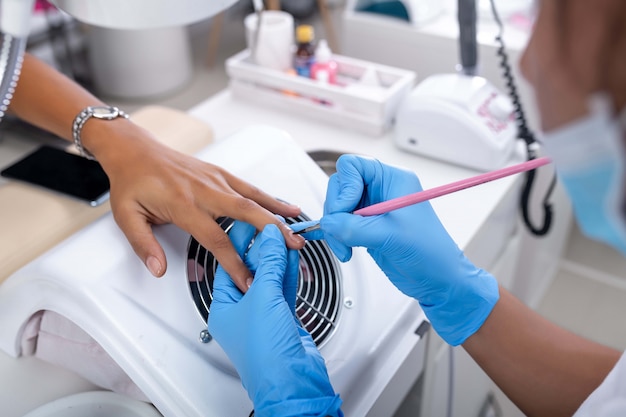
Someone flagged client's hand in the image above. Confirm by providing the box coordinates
[97,126,305,292]
[304,155,499,346]
[209,223,343,417]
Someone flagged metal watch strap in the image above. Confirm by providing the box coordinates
[72,106,129,160]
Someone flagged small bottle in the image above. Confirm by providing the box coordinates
[294,24,315,78]
[310,39,338,85]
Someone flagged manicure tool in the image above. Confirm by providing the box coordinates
[251,0,264,64]
[295,156,552,235]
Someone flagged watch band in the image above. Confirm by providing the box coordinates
[72,105,129,160]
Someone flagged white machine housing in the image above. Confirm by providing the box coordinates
[395,73,519,172]
[0,126,428,417]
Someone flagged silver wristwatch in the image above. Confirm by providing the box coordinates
[72,105,129,160]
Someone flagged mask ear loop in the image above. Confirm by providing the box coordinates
[490,0,556,236]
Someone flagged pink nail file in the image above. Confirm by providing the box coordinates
[355,156,552,216]
[295,156,552,234]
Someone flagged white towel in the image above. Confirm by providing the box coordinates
[21,310,149,402]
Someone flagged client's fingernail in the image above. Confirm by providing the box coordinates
[246,278,253,288]
[281,223,305,243]
[146,256,163,277]
[292,232,305,244]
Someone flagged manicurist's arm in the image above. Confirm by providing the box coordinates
[464,287,620,417]
[307,154,623,417]
[8,53,305,289]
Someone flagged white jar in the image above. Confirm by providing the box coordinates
[87,25,193,99]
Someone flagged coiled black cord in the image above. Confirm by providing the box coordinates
[489,0,556,236]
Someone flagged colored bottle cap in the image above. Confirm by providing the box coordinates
[296,24,314,43]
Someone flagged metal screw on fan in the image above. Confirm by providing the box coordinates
[198,329,212,344]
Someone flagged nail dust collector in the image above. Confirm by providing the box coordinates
[0,126,428,417]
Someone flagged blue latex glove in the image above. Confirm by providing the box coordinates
[209,222,343,417]
[304,155,499,346]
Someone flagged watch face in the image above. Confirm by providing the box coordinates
[91,106,118,119]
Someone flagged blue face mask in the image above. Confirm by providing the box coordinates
[543,95,626,255]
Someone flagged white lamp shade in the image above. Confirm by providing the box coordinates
[51,0,239,29]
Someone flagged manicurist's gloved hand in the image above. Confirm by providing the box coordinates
[304,155,499,346]
[209,222,343,417]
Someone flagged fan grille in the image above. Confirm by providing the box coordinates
[186,214,342,347]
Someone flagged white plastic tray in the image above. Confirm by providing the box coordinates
[225,49,416,136]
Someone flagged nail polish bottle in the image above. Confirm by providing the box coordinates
[294,24,315,78]
[310,39,337,85]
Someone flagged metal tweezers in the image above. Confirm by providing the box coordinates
[294,222,321,235]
